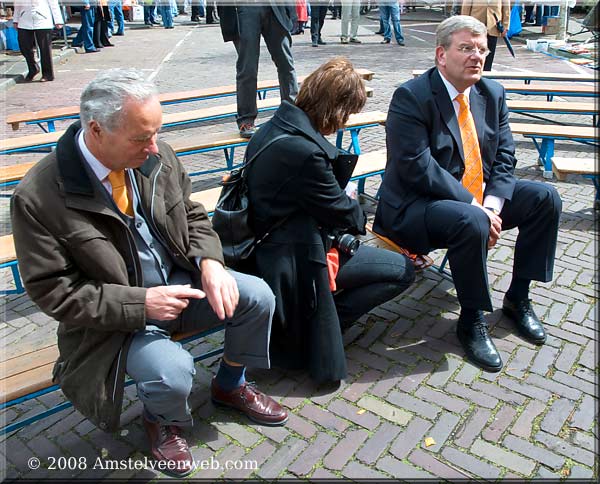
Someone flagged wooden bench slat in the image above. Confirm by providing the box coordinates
[506,100,598,114]
[552,157,598,181]
[0,162,38,185]
[2,346,59,380]
[1,362,56,404]
[510,123,596,139]
[0,235,16,265]
[412,69,596,82]
[502,83,598,95]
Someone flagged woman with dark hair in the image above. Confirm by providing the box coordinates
[245,57,415,384]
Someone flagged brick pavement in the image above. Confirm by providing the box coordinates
[1,7,598,482]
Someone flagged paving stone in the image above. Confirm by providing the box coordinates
[470,379,527,406]
[569,394,597,432]
[452,361,480,385]
[345,345,391,372]
[388,416,432,460]
[356,421,399,464]
[510,399,546,440]
[566,464,595,479]
[573,367,595,384]
[422,411,460,453]
[414,386,469,414]
[541,398,577,436]
[554,342,582,372]
[445,382,498,409]
[552,371,596,396]
[505,346,537,379]
[376,455,435,479]
[569,430,596,453]
[525,374,582,401]
[257,437,307,479]
[471,438,536,476]
[310,467,338,479]
[386,390,441,420]
[356,320,388,348]
[222,440,274,480]
[454,407,492,449]
[482,405,517,442]
[561,321,596,340]
[322,429,369,471]
[498,376,552,401]
[251,423,289,444]
[210,421,260,448]
[284,413,316,440]
[535,431,596,467]
[502,435,565,471]
[327,399,380,430]
[370,340,420,366]
[577,339,596,370]
[341,369,382,402]
[529,344,559,376]
[299,403,349,433]
[409,448,469,479]
[441,446,502,480]
[425,356,462,388]
[356,395,411,425]
[287,432,336,477]
[396,360,435,392]
[370,364,410,397]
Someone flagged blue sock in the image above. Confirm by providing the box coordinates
[215,360,246,392]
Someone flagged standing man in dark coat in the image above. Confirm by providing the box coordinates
[11,69,287,478]
[218,1,298,138]
[374,16,562,372]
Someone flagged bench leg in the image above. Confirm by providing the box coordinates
[336,130,344,149]
[540,139,554,179]
[350,129,362,155]
[0,261,25,295]
[224,147,236,169]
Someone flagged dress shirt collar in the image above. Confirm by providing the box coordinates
[77,129,116,187]
[438,71,472,112]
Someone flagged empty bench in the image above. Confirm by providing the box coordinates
[552,157,599,206]
[6,69,374,132]
[0,110,387,188]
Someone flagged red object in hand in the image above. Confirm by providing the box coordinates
[326,248,340,291]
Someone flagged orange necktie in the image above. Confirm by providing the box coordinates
[108,170,133,216]
[456,93,483,204]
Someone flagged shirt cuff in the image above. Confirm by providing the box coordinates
[195,256,203,270]
[483,195,505,214]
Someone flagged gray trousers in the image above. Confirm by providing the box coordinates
[233,5,298,126]
[126,270,275,426]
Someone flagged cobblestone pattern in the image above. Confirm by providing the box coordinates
[1,9,597,482]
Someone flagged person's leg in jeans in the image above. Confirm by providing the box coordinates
[379,4,391,42]
[390,2,404,44]
[349,0,360,40]
[334,245,415,327]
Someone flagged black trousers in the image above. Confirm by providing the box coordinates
[423,180,562,312]
[18,28,53,79]
[484,35,498,71]
[310,5,328,43]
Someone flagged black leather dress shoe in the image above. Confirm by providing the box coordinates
[502,296,547,344]
[456,313,503,372]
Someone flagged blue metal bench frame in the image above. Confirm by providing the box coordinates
[0,325,225,436]
[504,87,599,102]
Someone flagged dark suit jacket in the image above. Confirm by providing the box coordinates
[218,1,296,42]
[374,67,517,254]
[245,101,365,382]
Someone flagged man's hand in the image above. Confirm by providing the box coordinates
[201,258,239,320]
[481,206,502,249]
[145,285,205,320]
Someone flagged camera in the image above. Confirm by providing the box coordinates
[329,232,360,257]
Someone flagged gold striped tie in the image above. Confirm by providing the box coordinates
[108,170,133,216]
[456,93,483,204]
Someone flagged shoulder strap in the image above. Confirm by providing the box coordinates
[241,133,289,174]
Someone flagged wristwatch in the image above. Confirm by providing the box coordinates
[485,207,500,215]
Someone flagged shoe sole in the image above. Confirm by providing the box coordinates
[501,307,547,345]
[211,398,289,426]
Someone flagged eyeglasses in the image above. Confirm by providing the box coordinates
[457,45,490,57]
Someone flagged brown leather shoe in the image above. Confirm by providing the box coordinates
[143,417,193,477]
[211,379,288,426]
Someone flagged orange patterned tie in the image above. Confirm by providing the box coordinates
[108,170,133,216]
[456,93,483,204]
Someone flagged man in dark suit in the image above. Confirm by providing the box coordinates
[374,15,562,372]
[218,1,298,138]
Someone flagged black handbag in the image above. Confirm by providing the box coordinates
[212,134,289,266]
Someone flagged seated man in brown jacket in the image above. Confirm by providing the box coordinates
[10,69,286,478]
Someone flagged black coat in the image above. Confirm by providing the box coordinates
[218,2,296,42]
[374,67,517,254]
[246,101,365,382]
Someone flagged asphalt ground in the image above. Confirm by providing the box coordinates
[0,7,597,482]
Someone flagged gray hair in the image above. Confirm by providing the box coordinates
[80,68,158,132]
[436,15,488,49]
